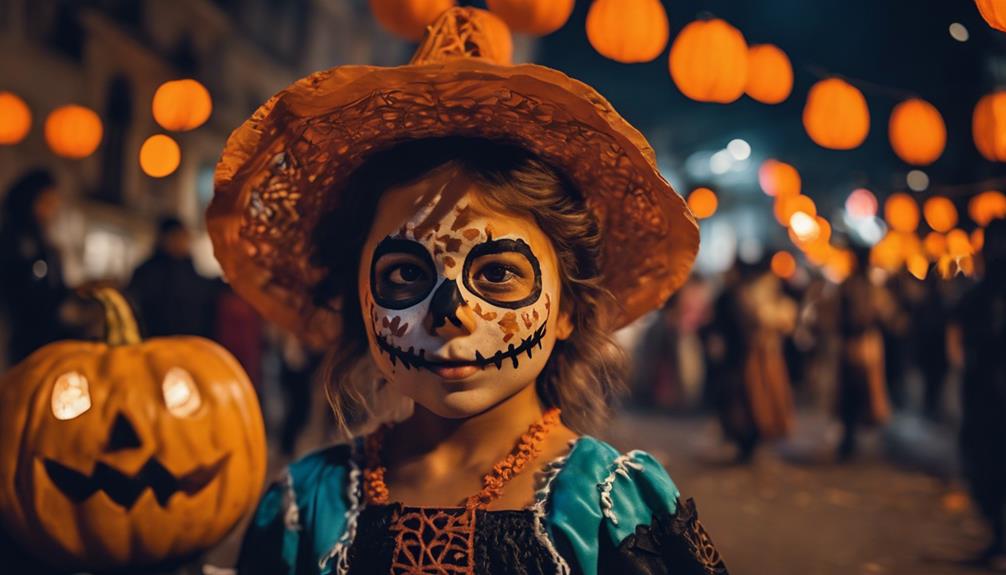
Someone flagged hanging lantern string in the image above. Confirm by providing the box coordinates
[805,65,918,101]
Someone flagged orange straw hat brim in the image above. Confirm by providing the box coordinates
[208,8,698,348]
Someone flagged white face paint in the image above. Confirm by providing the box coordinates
[357,167,569,418]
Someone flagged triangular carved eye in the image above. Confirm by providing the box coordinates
[163,367,201,417]
[51,371,91,420]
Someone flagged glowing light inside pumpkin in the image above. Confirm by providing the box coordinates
[51,371,91,420]
[163,367,201,417]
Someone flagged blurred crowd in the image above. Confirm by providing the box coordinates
[2,168,1005,565]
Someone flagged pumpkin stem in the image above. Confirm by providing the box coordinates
[88,287,142,346]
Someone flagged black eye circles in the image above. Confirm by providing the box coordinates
[370,237,437,310]
[462,238,542,309]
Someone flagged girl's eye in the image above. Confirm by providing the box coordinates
[478,264,516,283]
[387,263,424,285]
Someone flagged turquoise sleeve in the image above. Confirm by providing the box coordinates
[237,480,302,575]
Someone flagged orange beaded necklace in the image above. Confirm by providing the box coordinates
[360,408,562,575]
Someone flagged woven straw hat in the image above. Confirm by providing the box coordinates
[208,7,698,348]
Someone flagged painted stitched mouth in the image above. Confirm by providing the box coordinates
[376,320,547,372]
[42,454,230,509]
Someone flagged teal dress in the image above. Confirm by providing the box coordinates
[238,436,727,575]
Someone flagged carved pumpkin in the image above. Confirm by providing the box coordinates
[0,91,32,145]
[973,91,1006,162]
[744,44,792,104]
[486,0,573,36]
[0,289,266,571]
[586,0,669,64]
[44,105,103,159]
[152,79,212,132]
[976,0,1006,32]
[370,0,456,41]
[669,18,749,103]
[803,78,870,150]
[889,98,945,166]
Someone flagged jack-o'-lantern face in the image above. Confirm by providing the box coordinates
[0,290,266,571]
[358,165,573,418]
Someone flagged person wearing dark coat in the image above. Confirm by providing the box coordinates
[0,169,72,366]
[127,217,218,339]
[953,218,1006,569]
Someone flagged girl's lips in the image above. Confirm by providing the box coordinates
[430,365,479,380]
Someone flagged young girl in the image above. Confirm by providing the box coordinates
[209,8,726,575]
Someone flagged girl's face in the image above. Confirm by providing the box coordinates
[358,165,572,418]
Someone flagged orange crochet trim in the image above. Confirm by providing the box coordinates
[362,407,561,509]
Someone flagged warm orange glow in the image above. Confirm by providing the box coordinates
[486,0,572,35]
[889,98,946,166]
[973,91,1006,162]
[846,188,878,219]
[369,0,456,41]
[924,231,948,260]
[803,78,870,150]
[0,91,31,145]
[946,229,972,257]
[139,134,181,178]
[923,196,958,233]
[744,44,792,104]
[972,228,986,252]
[884,192,920,233]
[152,79,212,132]
[687,187,718,219]
[771,251,797,279]
[968,190,1006,226]
[907,253,929,280]
[586,0,669,63]
[775,194,816,226]
[789,215,831,247]
[976,0,1006,32]
[669,19,749,103]
[803,241,833,266]
[44,105,103,159]
[758,159,801,197]
[824,249,855,283]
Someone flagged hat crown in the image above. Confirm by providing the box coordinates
[411,7,513,66]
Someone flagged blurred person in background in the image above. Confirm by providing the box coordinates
[0,169,74,365]
[127,216,219,338]
[275,329,323,457]
[950,218,1006,570]
[918,275,952,421]
[835,249,893,461]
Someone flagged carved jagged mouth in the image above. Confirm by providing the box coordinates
[42,454,230,509]
[376,321,547,372]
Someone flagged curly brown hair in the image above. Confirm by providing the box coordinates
[312,137,626,436]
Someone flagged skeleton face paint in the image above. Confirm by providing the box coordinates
[357,167,569,418]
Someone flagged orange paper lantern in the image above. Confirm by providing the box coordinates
[906,253,929,280]
[889,98,946,166]
[803,78,870,150]
[44,105,103,159]
[884,192,920,234]
[687,187,718,219]
[924,232,948,260]
[758,159,801,197]
[968,190,1006,226]
[946,229,973,257]
[369,0,456,41]
[744,44,792,104]
[923,196,958,233]
[973,92,1006,162]
[486,0,572,35]
[586,0,669,64]
[152,79,212,132]
[972,228,986,252]
[771,251,797,279]
[669,19,749,103]
[140,135,181,178]
[0,91,31,145]
[775,194,817,227]
[976,0,1006,32]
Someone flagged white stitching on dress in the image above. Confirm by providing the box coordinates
[282,469,301,531]
[528,439,576,575]
[319,457,362,574]
[597,450,645,526]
